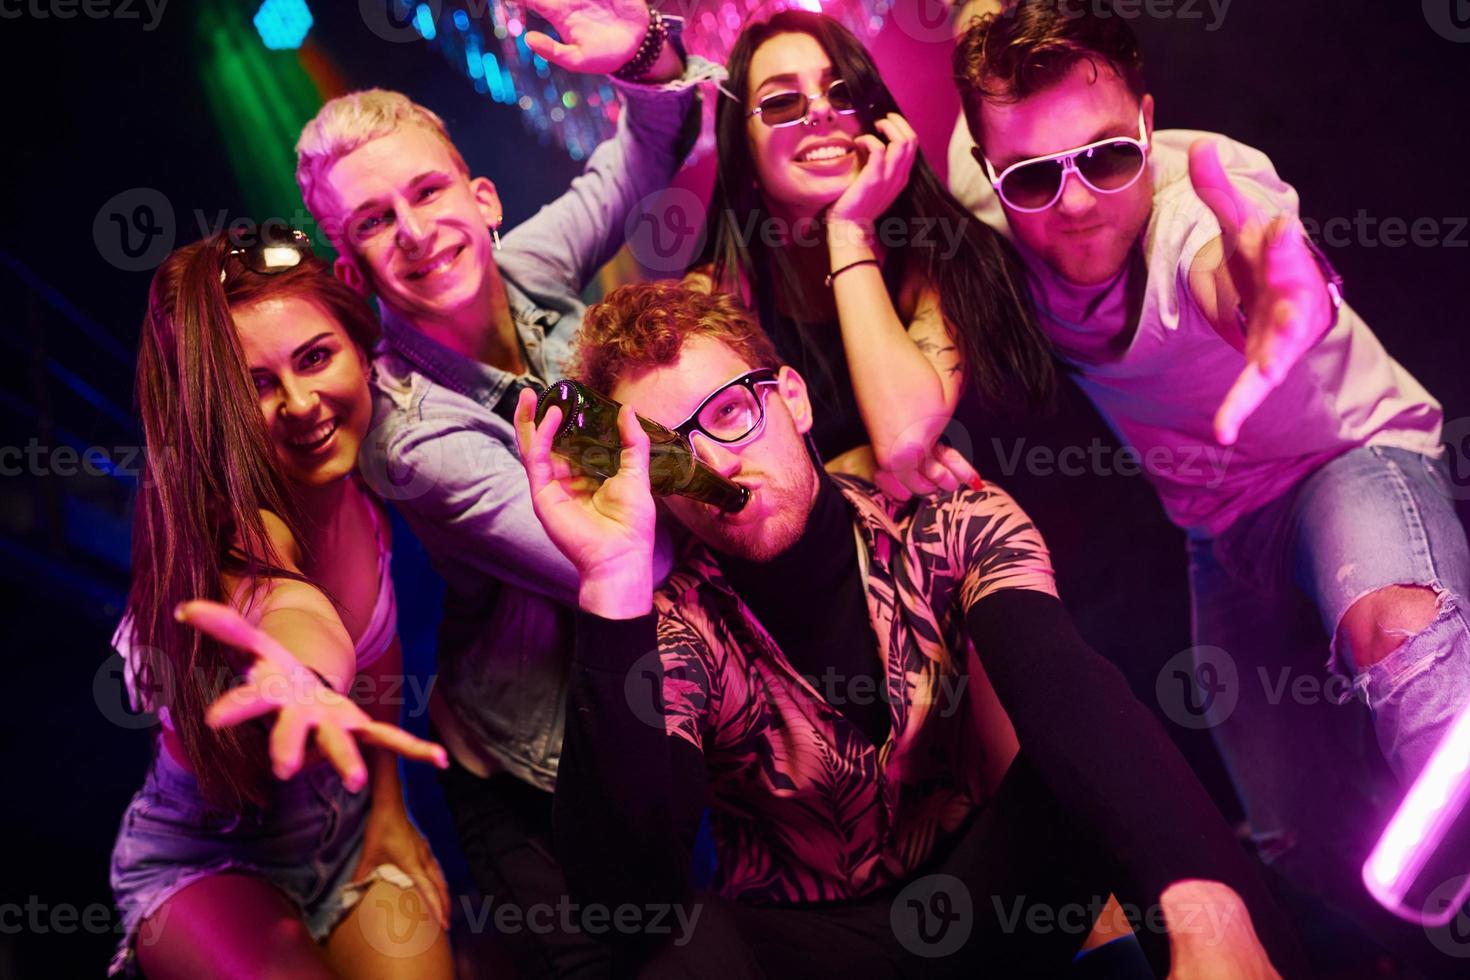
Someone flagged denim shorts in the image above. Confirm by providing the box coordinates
[109,742,378,977]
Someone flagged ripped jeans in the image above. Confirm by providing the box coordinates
[1186,446,1470,908]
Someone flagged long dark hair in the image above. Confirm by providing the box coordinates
[697,9,1055,412]
[126,233,379,810]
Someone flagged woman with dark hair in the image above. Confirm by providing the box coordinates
[692,8,1055,497]
[107,227,454,979]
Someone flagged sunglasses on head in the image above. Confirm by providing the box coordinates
[742,78,863,129]
[980,108,1150,213]
[220,222,315,282]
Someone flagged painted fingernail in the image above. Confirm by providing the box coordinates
[969,476,985,491]
[173,603,187,621]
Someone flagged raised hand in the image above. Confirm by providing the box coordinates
[522,0,654,75]
[514,387,658,617]
[180,600,448,790]
[1189,139,1338,446]
[827,113,920,234]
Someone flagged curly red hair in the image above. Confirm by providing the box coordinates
[572,281,781,393]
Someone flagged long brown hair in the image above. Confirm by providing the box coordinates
[126,233,380,810]
[697,10,1056,415]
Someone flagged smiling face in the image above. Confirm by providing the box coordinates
[977,61,1155,286]
[609,334,820,562]
[746,31,866,219]
[232,295,373,488]
[317,123,500,323]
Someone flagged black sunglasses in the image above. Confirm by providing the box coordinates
[746,79,862,129]
[221,222,315,281]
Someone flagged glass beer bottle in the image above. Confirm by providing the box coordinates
[534,379,751,513]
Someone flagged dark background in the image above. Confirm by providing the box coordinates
[0,0,1466,975]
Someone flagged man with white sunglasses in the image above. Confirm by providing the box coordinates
[947,0,1470,968]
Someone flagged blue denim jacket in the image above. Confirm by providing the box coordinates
[360,60,717,790]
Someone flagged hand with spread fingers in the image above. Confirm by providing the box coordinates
[180,600,449,790]
[523,0,670,76]
[1189,139,1338,446]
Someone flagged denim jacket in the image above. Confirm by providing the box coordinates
[360,59,717,790]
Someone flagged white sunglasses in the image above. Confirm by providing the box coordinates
[980,108,1150,213]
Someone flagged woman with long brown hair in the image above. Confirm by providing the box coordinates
[108,224,453,979]
[692,9,1055,498]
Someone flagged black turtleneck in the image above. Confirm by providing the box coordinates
[551,476,890,923]
[552,486,1310,976]
[717,474,889,748]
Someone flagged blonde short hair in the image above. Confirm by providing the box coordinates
[295,89,471,239]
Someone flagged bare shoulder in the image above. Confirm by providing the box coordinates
[226,510,306,575]
[259,510,305,569]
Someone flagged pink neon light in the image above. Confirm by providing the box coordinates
[1364,699,1470,925]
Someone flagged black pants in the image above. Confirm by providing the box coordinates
[634,755,1124,980]
[440,759,613,979]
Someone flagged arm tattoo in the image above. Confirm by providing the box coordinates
[916,338,961,376]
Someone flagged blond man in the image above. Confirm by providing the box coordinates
[294,2,718,972]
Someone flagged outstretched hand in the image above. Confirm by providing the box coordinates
[182,600,448,791]
[522,0,653,74]
[1189,139,1337,446]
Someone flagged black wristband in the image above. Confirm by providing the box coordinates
[824,258,880,287]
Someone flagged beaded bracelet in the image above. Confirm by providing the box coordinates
[613,7,668,83]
